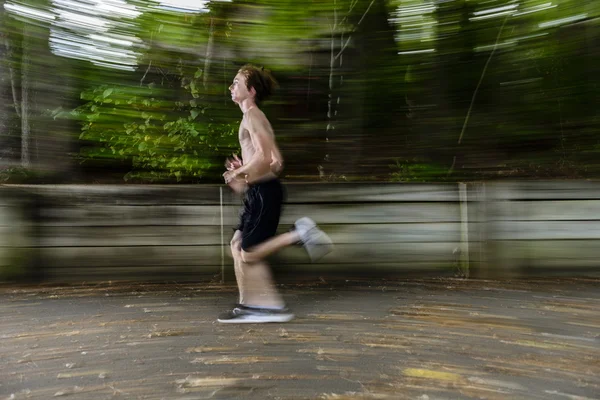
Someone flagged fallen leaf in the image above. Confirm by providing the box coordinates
[403,368,463,383]
[175,376,241,388]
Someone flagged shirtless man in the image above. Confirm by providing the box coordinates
[218,64,333,323]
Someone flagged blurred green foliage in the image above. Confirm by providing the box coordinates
[71,78,236,182]
[389,158,450,182]
[0,0,598,182]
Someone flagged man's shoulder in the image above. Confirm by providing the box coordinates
[244,107,270,128]
[246,107,267,120]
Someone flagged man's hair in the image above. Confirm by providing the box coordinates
[238,64,278,104]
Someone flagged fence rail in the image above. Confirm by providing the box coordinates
[1,181,599,282]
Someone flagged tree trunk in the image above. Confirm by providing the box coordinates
[3,37,21,118]
[21,26,31,169]
[203,17,215,89]
[0,34,8,143]
[322,0,374,179]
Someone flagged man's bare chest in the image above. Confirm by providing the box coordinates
[238,125,251,144]
[238,124,254,160]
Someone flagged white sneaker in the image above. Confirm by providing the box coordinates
[217,306,294,324]
[294,217,334,262]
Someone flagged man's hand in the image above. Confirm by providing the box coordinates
[223,169,241,184]
[225,154,242,171]
[224,154,246,193]
[227,177,247,194]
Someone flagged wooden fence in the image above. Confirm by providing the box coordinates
[1,181,599,282]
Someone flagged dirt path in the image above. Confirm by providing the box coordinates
[1,278,599,399]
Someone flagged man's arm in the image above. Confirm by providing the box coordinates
[269,141,284,175]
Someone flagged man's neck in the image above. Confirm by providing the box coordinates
[239,99,258,114]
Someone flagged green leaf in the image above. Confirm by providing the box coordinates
[138,142,148,151]
[103,88,114,98]
[190,110,199,120]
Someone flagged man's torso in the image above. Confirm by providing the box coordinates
[238,108,278,184]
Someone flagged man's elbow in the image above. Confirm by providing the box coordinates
[271,159,284,174]
[256,151,273,168]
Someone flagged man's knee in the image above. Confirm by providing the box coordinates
[231,239,242,259]
[240,249,261,264]
[231,230,242,245]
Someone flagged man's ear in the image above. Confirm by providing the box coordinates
[249,86,257,99]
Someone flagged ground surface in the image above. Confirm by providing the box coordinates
[1,278,599,400]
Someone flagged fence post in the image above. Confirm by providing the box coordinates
[458,183,470,278]
[220,186,225,284]
[484,182,523,278]
[466,182,489,278]
[0,187,42,282]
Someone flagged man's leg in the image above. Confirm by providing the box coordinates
[231,233,284,308]
[220,239,292,323]
[240,218,333,264]
[230,231,246,304]
[240,231,299,264]
[219,220,331,323]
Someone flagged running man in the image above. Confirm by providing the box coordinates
[219,64,333,323]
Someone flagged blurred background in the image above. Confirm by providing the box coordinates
[2,0,600,283]
[1,0,598,184]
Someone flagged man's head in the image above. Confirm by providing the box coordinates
[229,64,277,105]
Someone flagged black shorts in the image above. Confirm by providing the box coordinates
[236,179,284,251]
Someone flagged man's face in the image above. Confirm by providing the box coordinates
[229,72,253,104]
